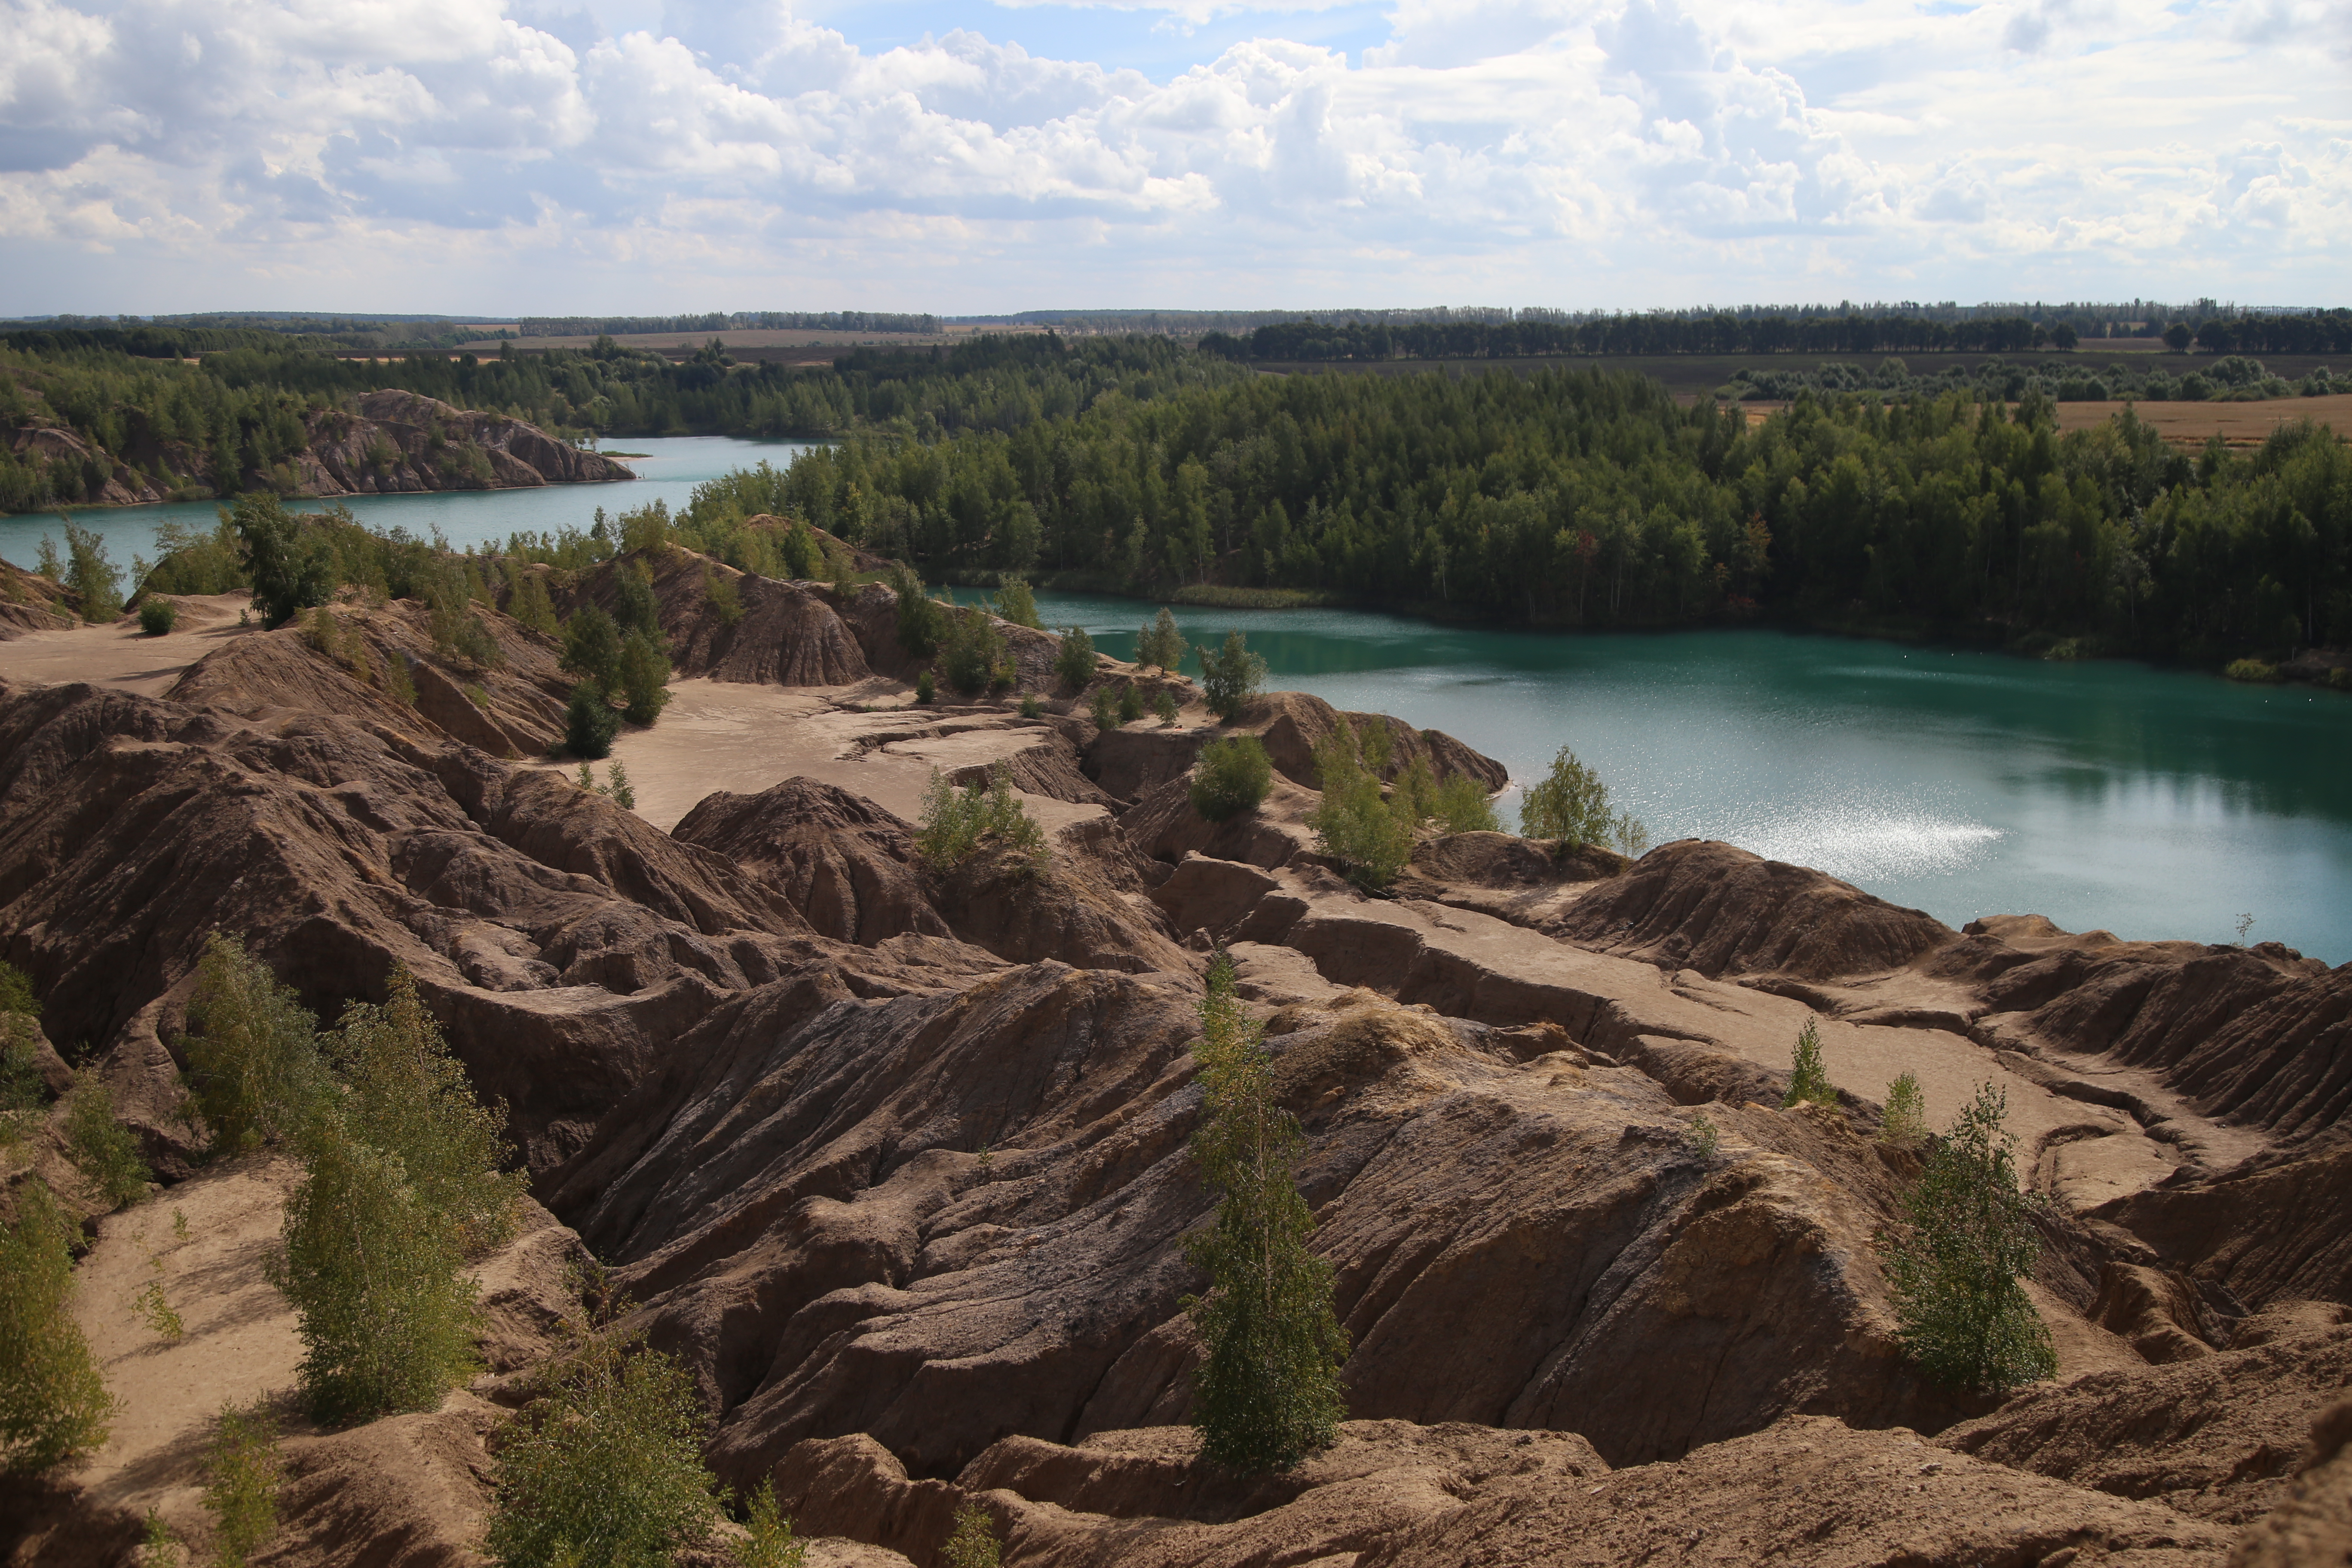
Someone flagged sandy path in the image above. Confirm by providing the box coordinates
[0,594,255,695]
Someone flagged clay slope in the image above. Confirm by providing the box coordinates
[561,549,874,686]
[287,389,636,496]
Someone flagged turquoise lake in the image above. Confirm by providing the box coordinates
[7,437,2345,964]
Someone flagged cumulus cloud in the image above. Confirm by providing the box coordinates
[0,0,2343,309]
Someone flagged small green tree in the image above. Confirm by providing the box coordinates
[233,496,332,628]
[888,564,943,657]
[1136,607,1186,672]
[1880,1072,1928,1150]
[940,1501,1001,1568]
[567,682,622,758]
[1519,747,1613,849]
[1880,1082,2057,1394]
[1611,808,1651,860]
[994,579,1041,630]
[1782,1018,1836,1109]
[1184,953,1348,1472]
[0,1180,116,1471]
[0,1021,44,1148]
[63,1068,150,1210]
[616,629,671,726]
[611,559,663,639]
[735,1480,807,1568]
[202,1400,282,1568]
[1196,631,1267,721]
[1430,773,1501,834]
[939,606,1006,695]
[180,931,331,1155]
[916,767,1049,878]
[561,606,623,688]
[64,520,125,623]
[1305,719,1415,892]
[1089,684,1120,730]
[485,1332,721,1568]
[1117,682,1144,726]
[507,562,562,638]
[1191,736,1273,823]
[1054,626,1097,691]
[1154,688,1181,727]
[914,670,936,705]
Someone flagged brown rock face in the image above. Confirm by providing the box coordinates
[1231,690,1507,793]
[563,550,873,686]
[287,388,637,496]
[674,778,949,946]
[2096,1142,2352,1311]
[2233,1397,2352,1568]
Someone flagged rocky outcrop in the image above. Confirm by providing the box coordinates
[286,389,636,496]
[1232,691,1508,793]
[674,778,949,946]
[561,550,873,687]
[2233,1396,2352,1568]
[0,559,78,639]
[2095,1142,2352,1310]
[948,730,1116,808]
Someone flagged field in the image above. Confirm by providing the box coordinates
[2053,392,2352,447]
[445,324,1033,364]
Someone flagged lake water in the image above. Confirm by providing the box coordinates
[6,437,2343,963]
[1025,592,2352,965]
[0,435,817,575]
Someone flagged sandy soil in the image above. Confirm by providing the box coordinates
[0,594,255,695]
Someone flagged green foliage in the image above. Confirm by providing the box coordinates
[704,567,744,628]
[329,968,524,1257]
[1881,1071,1928,1151]
[1880,1082,2058,1394]
[616,629,671,725]
[778,520,821,580]
[735,1480,807,1568]
[36,536,60,580]
[1197,631,1267,720]
[1519,747,1614,849]
[0,1180,116,1472]
[1307,719,1415,891]
[941,1501,1001,1568]
[1611,809,1652,859]
[1019,693,1043,719]
[386,654,417,706]
[1430,773,1501,834]
[202,1401,282,1568]
[0,960,36,1020]
[63,520,124,622]
[612,559,663,639]
[1054,625,1097,690]
[939,606,1006,695]
[1184,953,1348,1473]
[233,495,334,628]
[138,598,178,635]
[270,1115,483,1424]
[506,562,562,638]
[617,501,673,558]
[180,931,330,1155]
[994,578,1041,630]
[567,682,622,758]
[0,1025,45,1147]
[2224,657,2282,683]
[606,759,637,811]
[1782,1019,1837,1109]
[1136,606,1186,671]
[914,669,936,705]
[1117,682,1144,725]
[888,563,943,656]
[134,1256,184,1341]
[485,1332,721,1568]
[562,606,622,686]
[64,1069,150,1210]
[916,766,1050,878]
[1190,736,1274,823]
[1089,684,1119,730]
[1688,1110,1721,1161]
[1154,687,1181,726]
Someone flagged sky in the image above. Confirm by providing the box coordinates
[0,0,2346,316]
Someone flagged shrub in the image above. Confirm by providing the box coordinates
[1196,631,1267,720]
[1430,773,1501,834]
[64,1069,149,1210]
[484,1333,721,1568]
[704,568,744,628]
[606,759,637,811]
[202,1401,282,1568]
[567,682,622,758]
[64,520,125,623]
[994,579,1041,630]
[941,1501,1001,1568]
[1611,808,1652,859]
[616,629,671,726]
[329,968,524,1257]
[1880,1082,2057,1393]
[778,522,821,581]
[914,670,935,705]
[507,562,562,637]
[1880,1072,1928,1150]
[939,606,1005,696]
[0,1181,116,1472]
[1688,1110,1721,1161]
[737,1481,808,1568]
[454,612,503,671]
[1155,688,1180,726]
[888,564,943,657]
[270,1115,483,1424]
[0,960,36,1019]
[2223,657,2282,683]
[1090,685,1120,729]
[1190,736,1273,823]
[138,598,178,636]
[386,655,417,706]
[612,560,662,640]
[1136,607,1185,673]
[1054,626,1097,690]
[1185,953,1348,1472]
[1358,718,1393,776]
[1782,1018,1836,1109]
[1117,682,1144,725]
[916,766,1050,877]
[562,606,622,687]
[181,931,331,1155]
[1019,693,1043,720]
[1519,746,1613,848]
[0,1024,43,1147]
[2329,666,2352,693]
[1306,719,1415,891]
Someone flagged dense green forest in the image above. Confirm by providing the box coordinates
[742,359,2351,660]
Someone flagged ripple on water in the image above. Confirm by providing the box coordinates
[1708,796,2007,885]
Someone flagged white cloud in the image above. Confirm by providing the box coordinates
[0,0,2343,311]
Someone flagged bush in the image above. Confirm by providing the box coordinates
[941,1501,1001,1568]
[138,598,178,636]
[0,1180,116,1472]
[1519,746,1613,848]
[202,1400,282,1568]
[507,561,562,637]
[703,568,744,628]
[1880,1072,1928,1150]
[994,579,1041,630]
[64,1068,149,1210]
[1306,719,1415,891]
[181,931,331,1155]
[1054,626,1097,690]
[386,655,417,706]
[914,670,935,705]
[888,564,943,656]
[916,766,1050,877]
[567,682,622,758]
[562,606,622,687]
[64,520,125,623]
[1117,682,1144,725]
[1782,1018,1836,1109]
[939,606,1005,696]
[0,1023,43,1147]
[2224,658,2282,683]
[329,968,524,1257]
[1019,693,1043,720]
[2331,667,2352,693]
[1136,607,1185,672]
[485,1332,721,1568]
[606,759,637,811]
[233,497,334,628]
[1687,1110,1721,1161]
[1090,685,1120,730]
[1880,1082,2057,1393]
[1197,631,1267,720]
[778,522,821,580]
[270,1116,483,1424]
[1430,773,1501,834]
[1185,953,1348,1472]
[1190,736,1273,823]
[737,1480,808,1568]
[616,629,671,726]
[1155,688,1180,726]
[612,560,662,640]
[0,960,35,1020]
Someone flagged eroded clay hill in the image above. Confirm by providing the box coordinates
[2,564,2348,1568]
